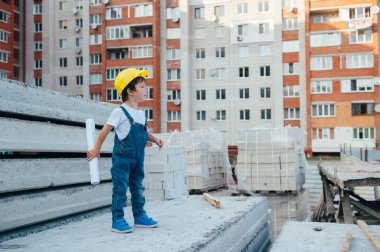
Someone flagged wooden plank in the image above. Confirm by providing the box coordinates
[340,231,352,252]
[351,200,380,220]
[341,190,353,224]
[357,220,380,252]
[203,193,221,208]
[322,176,335,215]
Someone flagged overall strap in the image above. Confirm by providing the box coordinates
[119,106,135,125]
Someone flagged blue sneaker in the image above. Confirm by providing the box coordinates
[134,214,158,228]
[111,219,133,233]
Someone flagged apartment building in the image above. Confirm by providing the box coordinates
[0,0,24,81]
[306,0,380,153]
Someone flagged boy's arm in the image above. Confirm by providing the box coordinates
[87,124,114,160]
[148,132,163,148]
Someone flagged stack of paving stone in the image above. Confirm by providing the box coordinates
[237,128,305,193]
[143,146,188,199]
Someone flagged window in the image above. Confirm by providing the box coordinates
[168,69,180,80]
[0,30,7,43]
[284,108,300,119]
[76,19,83,28]
[34,59,42,69]
[194,28,205,39]
[258,1,269,13]
[283,62,298,75]
[312,128,334,140]
[145,108,153,121]
[76,56,83,66]
[106,26,129,40]
[259,44,271,56]
[0,11,8,23]
[283,41,299,52]
[106,68,123,80]
[33,5,42,14]
[311,80,332,93]
[132,45,153,58]
[196,111,206,121]
[58,1,65,11]
[90,0,101,6]
[259,23,269,35]
[237,3,248,14]
[260,87,271,98]
[167,89,180,101]
[75,37,83,48]
[260,66,270,76]
[90,14,102,25]
[34,41,42,51]
[239,67,249,78]
[215,26,225,38]
[216,110,226,120]
[352,102,374,115]
[167,49,180,60]
[35,23,42,32]
[34,78,42,87]
[90,34,102,45]
[91,93,102,102]
[349,7,371,20]
[146,86,153,100]
[196,90,206,100]
[59,76,67,86]
[106,89,119,101]
[238,46,249,57]
[350,29,372,44]
[261,109,271,120]
[194,7,204,19]
[283,18,298,30]
[75,0,83,10]
[283,85,300,97]
[90,54,102,65]
[240,110,250,120]
[59,57,67,67]
[168,111,181,122]
[215,47,225,58]
[76,75,83,85]
[0,71,7,78]
[310,56,332,70]
[214,6,225,17]
[346,53,373,68]
[135,4,153,17]
[310,32,340,47]
[90,73,102,84]
[195,69,205,80]
[312,103,336,117]
[106,7,122,20]
[216,89,226,100]
[215,68,226,79]
[195,48,205,59]
[59,20,67,30]
[239,88,249,99]
[341,79,373,92]
[353,127,375,140]
[238,24,248,36]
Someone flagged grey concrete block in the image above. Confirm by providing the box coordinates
[0,183,112,232]
[0,158,112,193]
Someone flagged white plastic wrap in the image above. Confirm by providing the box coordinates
[85,119,100,185]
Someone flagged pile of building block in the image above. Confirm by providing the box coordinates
[237,128,305,193]
[143,146,188,199]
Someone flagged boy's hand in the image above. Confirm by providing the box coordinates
[87,148,100,161]
[155,138,164,148]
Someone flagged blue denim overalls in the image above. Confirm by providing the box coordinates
[111,106,148,222]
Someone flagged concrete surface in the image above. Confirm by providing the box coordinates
[271,221,380,252]
[0,196,270,252]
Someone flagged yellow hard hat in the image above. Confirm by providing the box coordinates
[114,68,149,97]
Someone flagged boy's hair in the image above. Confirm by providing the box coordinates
[121,76,145,102]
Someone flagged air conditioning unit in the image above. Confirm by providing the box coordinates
[91,24,98,30]
[74,27,81,33]
[373,77,380,85]
[172,14,179,23]
[371,6,380,14]
[75,48,82,54]
[210,115,217,120]
[209,69,216,76]
[72,7,78,15]
[237,35,244,41]
[103,0,109,5]
[375,104,380,113]
[173,98,181,106]
[212,15,218,22]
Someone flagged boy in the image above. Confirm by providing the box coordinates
[87,68,163,233]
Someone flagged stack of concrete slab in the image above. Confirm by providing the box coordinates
[143,146,188,199]
[236,128,305,193]
[267,189,310,238]
[303,163,323,210]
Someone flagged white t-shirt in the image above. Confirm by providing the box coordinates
[106,103,146,140]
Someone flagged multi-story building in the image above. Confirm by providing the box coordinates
[0,0,24,81]
[305,0,380,153]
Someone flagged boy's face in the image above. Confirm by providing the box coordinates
[131,80,147,102]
